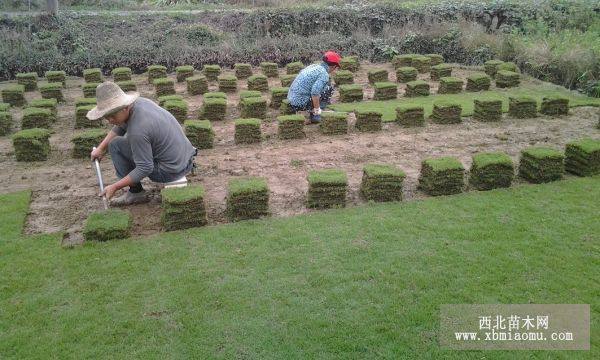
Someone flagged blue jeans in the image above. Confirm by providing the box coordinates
[290,83,335,113]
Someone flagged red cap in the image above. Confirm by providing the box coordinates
[323,51,341,67]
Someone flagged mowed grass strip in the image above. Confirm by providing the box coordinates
[0,177,599,358]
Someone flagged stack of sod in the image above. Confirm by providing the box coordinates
[469,152,514,190]
[239,90,262,100]
[426,54,444,66]
[83,68,102,83]
[396,105,425,127]
[412,56,431,73]
[0,111,11,136]
[21,107,52,129]
[360,163,405,202]
[438,77,463,94]
[39,82,64,102]
[396,67,418,83]
[373,82,397,100]
[16,72,38,91]
[75,98,97,107]
[564,138,600,176]
[0,103,9,112]
[28,98,58,122]
[270,87,289,109]
[154,78,175,96]
[240,97,267,119]
[498,62,519,73]
[260,62,279,77]
[338,84,363,102]
[216,75,237,93]
[111,67,132,81]
[540,96,569,116]
[466,73,491,91]
[430,64,452,81]
[247,74,269,91]
[147,65,167,83]
[72,129,106,158]
[333,70,354,85]
[187,75,209,95]
[203,65,221,81]
[184,120,214,149]
[473,99,503,122]
[484,60,504,78]
[277,114,305,139]
[418,157,464,196]
[204,90,227,99]
[201,98,227,121]
[226,177,269,221]
[45,71,66,87]
[158,94,183,106]
[392,54,416,68]
[75,105,101,128]
[518,147,564,183]
[307,169,347,209]
[234,118,262,144]
[83,209,131,241]
[286,62,303,75]
[163,100,188,123]
[508,96,537,118]
[2,85,25,106]
[405,80,430,97]
[175,65,194,82]
[367,69,388,84]
[430,101,462,124]
[117,80,136,92]
[161,185,207,231]
[320,112,348,135]
[495,70,520,88]
[82,83,99,98]
[12,128,51,161]
[234,63,252,79]
[279,99,295,115]
[355,110,382,132]
[280,75,296,87]
[339,56,359,72]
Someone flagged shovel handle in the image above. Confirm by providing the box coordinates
[92,147,109,210]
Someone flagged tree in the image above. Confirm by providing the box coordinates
[46,0,58,15]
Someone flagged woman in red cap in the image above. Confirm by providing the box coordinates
[287,51,341,124]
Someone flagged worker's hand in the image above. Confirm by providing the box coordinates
[91,147,105,162]
[312,107,322,116]
[100,183,118,200]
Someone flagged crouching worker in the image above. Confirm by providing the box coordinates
[87,82,197,206]
[287,50,341,124]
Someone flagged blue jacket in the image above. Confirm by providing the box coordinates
[287,62,330,107]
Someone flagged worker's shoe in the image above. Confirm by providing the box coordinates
[110,189,150,206]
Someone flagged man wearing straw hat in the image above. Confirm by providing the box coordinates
[88,82,196,206]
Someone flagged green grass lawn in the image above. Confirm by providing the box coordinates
[331,83,600,122]
[1,177,599,358]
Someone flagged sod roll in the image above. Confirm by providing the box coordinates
[161,185,207,231]
[339,84,363,102]
[175,65,195,82]
[320,112,348,135]
[21,107,52,129]
[473,99,502,122]
[418,157,464,196]
[82,83,99,98]
[469,152,514,190]
[75,105,102,128]
[484,60,504,78]
[367,69,389,84]
[83,68,102,83]
[186,75,209,95]
[307,169,347,209]
[412,56,431,73]
[112,67,132,82]
[279,99,295,115]
[277,114,305,139]
[270,87,289,109]
[218,75,238,93]
[12,128,51,161]
[396,104,425,127]
[235,118,262,144]
[234,63,253,79]
[27,98,57,122]
[226,177,269,221]
[72,129,106,159]
[260,62,279,78]
[333,70,354,86]
[185,120,214,149]
[373,82,398,101]
[396,66,418,83]
[16,72,38,91]
[540,96,569,116]
[360,163,405,202]
[339,56,359,72]
[2,84,25,106]
[163,99,188,123]
[117,80,137,92]
[247,74,269,92]
[430,64,452,81]
[466,73,491,92]
[147,65,167,83]
[158,94,183,107]
[508,96,537,118]
[203,65,221,81]
[240,97,267,119]
[392,54,417,68]
[438,76,463,94]
[45,70,66,87]
[430,101,462,124]
[405,80,430,97]
[564,138,600,176]
[201,98,227,121]
[154,78,175,97]
[426,54,444,66]
[0,111,13,136]
[280,74,296,87]
[518,147,564,183]
[355,110,383,132]
[495,70,520,88]
[286,61,304,75]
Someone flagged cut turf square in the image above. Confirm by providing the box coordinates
[260,62,279,78]
[279,99,295,115]
[307,169,347,209]
[355,110,382,132]
[466,73,491,92]
[82,83,99,98]
[161,185,207,231]
[71,129,107,158]
[218,75,238,93]
[83,209,132,241]
[405,80,430,97]
[430,64,452,81]
[112,67,132,81]
[234,118,262,144]
[508,96,537,118]
[16,72,38,91]
[240,90,262,100]
[438,77,464,94]
[117,80,137,92]
[360,163,405,202]
[247,74,269,92]
[469,152,514,190]
[339,56,359,72]
[203,65,221,81]
[75,105,102,128]
[21,107,52,129]
[12,128,51,161]
[473,99,503,122]
[396,104,425,127]
[495,70,520,88]
[2,84,26,106]
[333,70,354,85]
[396,66,418,83]
[45,70,66,87]
[147,65,167,82]
[186,75,209,95]
[158,94,183,107]
[367,69,389,84]
[280,74,296,87]
[518,147,564,183]
[418,157,465,196]
[320,112,348,135]
[430,101,462,124]
[373,82,398,101]
[564,138,600,176]
[540,96,569,116]
[339,84,363,102]
[201,98,227,121]
[392,54,417,68]
[412,56,431,73]
[0,111,13,136]
[286,62,304,75]
[153,78,175,97]
[28,98,57,122]
[240,97,267,119]
[234,63,253,79]
[184,120,214,149]
[203,92,227,100]
[163,99,188,123]
[426,54,444,66]
[277,114,305,139]
[83,68,102,83]
[270,87,289,109]
[175,65,195,82]
[484,60,504,78]
[226,177,269,221]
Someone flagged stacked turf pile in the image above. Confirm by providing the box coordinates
[495,70,520,88]
[340,56,359,72]
[426,54,444,66]
[28,99,57,122]
[469,152,514,190]
[405,80,430,97]
[339,84,363,102]
[498,62,519,73]
[396,105,425,127]
[2,85,25,106]
[307,169,347,209]
[466,73,491,91]
[226,177,269,221]
[396,67,418,83]
[186,75,209,95]
[473,99,503,122]
[270,87,289,108]
[438,77,463,94]
[277,114,305,139]
[203,65,221,81]
[12,128,51,161]
[260,62,279,77]
[45,71,66,87]
[204,91,227,101]
[16,72,38,91]
[279,100,295,115]
[239,90,262,100]
[83,68,102,83]
[158,94,183,106]
[161,185,207,231]
[154,78,175,96]
[430,101,462,124]
[0,103,9,112]
[147,65,167,82]
[175,65,195,82]
[40,83,64,102]
[367,69,388,84]
[320,112,348,135]
[218,75,238,93]
[280,75,296,87]
[286,62,303,75]
[75,98,96,109]
[355,110,383,132]
[430,64,452,81]
[540,96,569,116]
[201,98,227,121]
[564,138,600,176]
[484,60,504,78]
[360,163,405,202]
[240,97,267,119]
[333,70,354,85]
[247,74,269,91]
[234,63,253,79]
[83,209,132,241]
[518,147,564,183]
[412,56,431,73]
[418,157,464,196]
[0,111,11,136]
[112,67,132,81]
[373,82,397,100]
[392,54,417,68]
[117,81,136,92]
[82,83,99,98]
[21,107,52,129]
[508,96,537,118]
[184,120,214,149]
[75,105,100,128]
[163,99,188,123]
[72,129,106,158]
[234,118,262,144]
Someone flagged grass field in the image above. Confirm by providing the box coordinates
[1,176,598,358]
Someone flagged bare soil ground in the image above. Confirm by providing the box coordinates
[0,62,598,242]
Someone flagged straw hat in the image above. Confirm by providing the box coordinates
[86,81,139,120]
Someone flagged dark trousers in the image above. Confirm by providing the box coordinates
[290,83,335,112]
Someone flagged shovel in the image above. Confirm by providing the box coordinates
[92,146,109,210]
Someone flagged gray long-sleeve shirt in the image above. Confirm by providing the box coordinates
[112,97,196,183]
